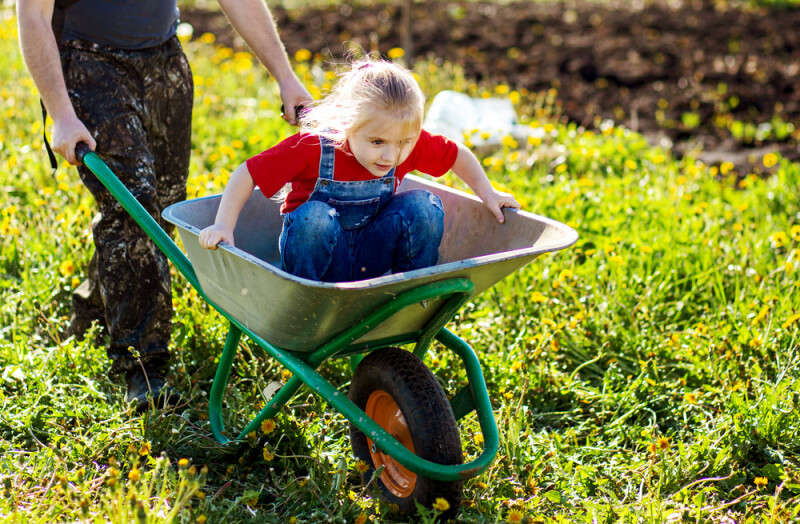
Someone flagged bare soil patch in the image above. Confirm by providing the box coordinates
[184,1,800,171]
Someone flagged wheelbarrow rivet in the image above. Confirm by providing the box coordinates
[420,300,428,308]
[371,443,378,453]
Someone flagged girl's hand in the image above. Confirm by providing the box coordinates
[482,189,521,223]
[199,224,234,250]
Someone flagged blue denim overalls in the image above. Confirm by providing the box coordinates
[279,137,445,282]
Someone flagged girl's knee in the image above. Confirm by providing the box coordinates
[287,201,340,235]
[396,189,444,223]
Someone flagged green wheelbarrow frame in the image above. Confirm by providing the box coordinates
[78,145,577,483]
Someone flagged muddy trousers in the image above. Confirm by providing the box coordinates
[62,36,193,374]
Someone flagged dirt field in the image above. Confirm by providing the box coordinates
[183,1,800,171]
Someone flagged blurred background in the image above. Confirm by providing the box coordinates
[180,0,800,174]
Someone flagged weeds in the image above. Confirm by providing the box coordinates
[1,7,799,523]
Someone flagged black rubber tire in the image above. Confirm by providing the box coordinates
[349,347,463,519]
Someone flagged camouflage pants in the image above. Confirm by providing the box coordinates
[62,36,193,374]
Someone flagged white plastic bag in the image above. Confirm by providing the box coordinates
[423,90,532,148]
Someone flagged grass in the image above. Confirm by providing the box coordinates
[2,6,800,524]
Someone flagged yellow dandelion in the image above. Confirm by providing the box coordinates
[791,225,800,241]
[281,369,293,382]
[752,305,770,326]
[138,442,151,456]
[720,161,734,175]
[199,32,216,44]
[501,135,518,148]
[782,313,800,330]
[609,255,624,265]
[657,437,670,450]
[762,153,778,168]
[127,467,140,482]
[508,509,525,523]
[59,260,76,277]
[197,516,208,524]
[473,433,484,445]
[495,84,510,95]
[260,418,276,435]
[647,442,657,454]
[684,392,697,404]
[294,48,312,62]
[354,513,368,524]
[354,460,370,474]
[432,497,450,512]
[625,159,638,170]
[754,476,768,487]
[178,458,189,468]
[262,447,275,461]
[530,291,547,303]
[772,231,788,248]
[387,47,405,59]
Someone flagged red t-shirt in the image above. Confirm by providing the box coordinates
[246,129,459,214]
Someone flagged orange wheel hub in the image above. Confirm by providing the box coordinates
[365,390,417,498]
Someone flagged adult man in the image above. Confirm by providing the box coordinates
[17,0,311,409]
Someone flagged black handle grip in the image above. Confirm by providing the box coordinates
[280,104,306,122]
[75,142,92,164]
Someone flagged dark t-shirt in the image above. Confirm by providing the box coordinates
[63,0,179,50]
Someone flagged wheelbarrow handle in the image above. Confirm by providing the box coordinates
[75,141,92,164]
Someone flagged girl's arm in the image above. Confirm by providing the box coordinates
[198,163,256,249]
[450,142,520,223]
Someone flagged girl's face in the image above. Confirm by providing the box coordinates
[347,112,420,178]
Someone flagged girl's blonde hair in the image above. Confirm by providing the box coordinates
[300,57,425,146]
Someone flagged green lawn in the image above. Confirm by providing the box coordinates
[1,8,799,524]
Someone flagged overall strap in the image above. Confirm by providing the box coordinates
[318,136,335,180]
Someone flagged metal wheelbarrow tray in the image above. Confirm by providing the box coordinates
[78,145,577,515]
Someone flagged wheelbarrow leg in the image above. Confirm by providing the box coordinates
[236,375,305,439]
[208,321,307,442]
[209,323,242,443]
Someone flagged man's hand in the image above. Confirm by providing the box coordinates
[279,77,312,125]
[52,113,96,165]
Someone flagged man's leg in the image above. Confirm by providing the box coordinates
[63,42,174,405]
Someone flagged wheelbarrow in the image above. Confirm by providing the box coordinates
[76,143,577,516]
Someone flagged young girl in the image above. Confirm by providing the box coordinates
[199,58,520,282]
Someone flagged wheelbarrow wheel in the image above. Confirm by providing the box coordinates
[349,347,462,518]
